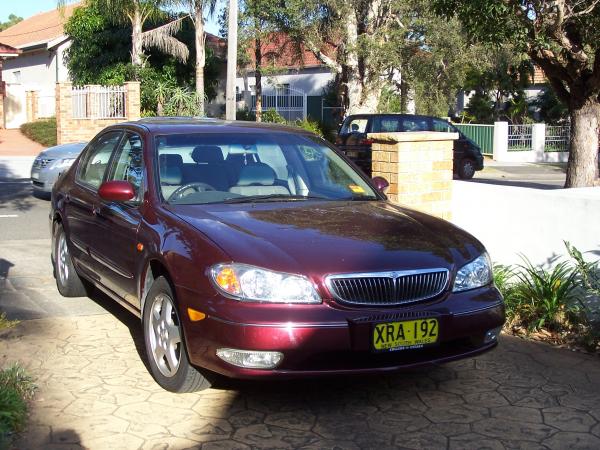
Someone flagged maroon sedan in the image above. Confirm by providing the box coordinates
[51,118,504,392]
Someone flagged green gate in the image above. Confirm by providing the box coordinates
[454,124,494,155]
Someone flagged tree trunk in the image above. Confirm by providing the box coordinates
[131,4,144,66]
[255,36,262,122]
[194,0,205,115]
[565,100,600,187]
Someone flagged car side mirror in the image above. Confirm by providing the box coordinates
[371,176,389,194]
[98,180,135,202]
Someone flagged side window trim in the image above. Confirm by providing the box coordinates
[75,130,125,191]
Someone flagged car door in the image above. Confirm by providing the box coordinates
[337,116,372,175]
[91,131,145,305]
[65,131,124,279]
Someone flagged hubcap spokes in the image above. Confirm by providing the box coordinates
[149,293,182,377]
[58,234,69,285]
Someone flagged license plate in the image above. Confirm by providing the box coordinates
[373,318,439,351]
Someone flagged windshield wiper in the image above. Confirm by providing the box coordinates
[222,194,330,204]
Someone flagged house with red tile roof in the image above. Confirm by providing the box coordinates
[234,33,338,123]
[0,2,80,128]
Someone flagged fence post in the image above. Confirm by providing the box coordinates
[531,123,546,162]
[55,82,73,145]
[124,81,141,120]
[492,121,508,162]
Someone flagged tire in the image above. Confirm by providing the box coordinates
[54,224,90,297]
[142,276,211,392]
[458,158,476,180]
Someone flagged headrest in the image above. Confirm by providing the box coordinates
[236,163,276,186]
[192,146,224,164]
[161,166,182,185]
[159,153,183,169]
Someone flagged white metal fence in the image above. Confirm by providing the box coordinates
[251,86,306,122]
[508,124,533,151]
[72,85,127,119]
[544,125,570,153]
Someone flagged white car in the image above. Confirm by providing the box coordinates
[31,142,87,193]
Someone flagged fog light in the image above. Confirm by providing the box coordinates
[484,326,502,344]
[216,348,283,369]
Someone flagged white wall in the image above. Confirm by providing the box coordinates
[452,181,600,267]
[236,67,334,96]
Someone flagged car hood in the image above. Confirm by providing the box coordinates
[38,142,87,159]
[169,201,484,277]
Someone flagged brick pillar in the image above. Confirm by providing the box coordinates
[124,81,141,120]
[56,82,73,145]
[368,131,458,221]
[0,84,4,129]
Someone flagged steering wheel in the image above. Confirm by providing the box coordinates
[167,182,216,202]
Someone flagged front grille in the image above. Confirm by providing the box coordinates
[326,269,449,307]
[33,157,54,169]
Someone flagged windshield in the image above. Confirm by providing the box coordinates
[155,132,379,205]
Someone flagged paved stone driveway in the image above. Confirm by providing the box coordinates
[1,311,599,450]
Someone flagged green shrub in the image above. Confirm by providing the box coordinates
[0,313,18,331]
[294,118,324,137]
[260,109,286,124]
[0,365,36,447]
[512,257,578,331]
[20,118,57,147]
[236,107,256,121]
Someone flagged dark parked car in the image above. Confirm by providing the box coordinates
[336,114,485,179]
[51,118,504,392]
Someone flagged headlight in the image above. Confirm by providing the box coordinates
[49,158,75,170]
[210,263,321,303]
[453,253,492,292]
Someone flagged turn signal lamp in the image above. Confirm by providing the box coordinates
[213,266,241,295]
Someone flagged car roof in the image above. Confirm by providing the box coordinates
[344,113,443,121]
[109,117,314,136]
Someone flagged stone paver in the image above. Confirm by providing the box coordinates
[0,129,45,157]
[1,313,599,450]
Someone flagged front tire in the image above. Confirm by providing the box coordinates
[142,276,211,392]
[458,158,476,179]
[54,224,90,297]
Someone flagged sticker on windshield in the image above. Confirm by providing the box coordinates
[348,184,366,194]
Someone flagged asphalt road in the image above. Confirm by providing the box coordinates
[0,179,109,319]
[471,161,567,189]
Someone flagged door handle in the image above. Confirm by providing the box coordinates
[92,206,101,216]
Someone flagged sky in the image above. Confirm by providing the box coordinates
[0,0,221,35]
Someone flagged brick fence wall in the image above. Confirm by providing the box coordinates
[368,131,458,220]
[56,82,141,144]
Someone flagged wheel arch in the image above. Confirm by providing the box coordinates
[140,258,175,317]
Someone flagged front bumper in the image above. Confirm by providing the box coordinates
[180,287,505,379]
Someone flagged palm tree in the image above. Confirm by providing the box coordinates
[175,0,218,115]
[59,0,188,66]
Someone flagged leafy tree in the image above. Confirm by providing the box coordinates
[61,0,187,67]
[433,0,600,187]
[534,89,569,125]
[0,14,23,31]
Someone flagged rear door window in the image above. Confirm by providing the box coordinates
[401,117,430,132]
[371,117,400,132]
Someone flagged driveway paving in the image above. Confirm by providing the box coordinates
[1,163,599,449]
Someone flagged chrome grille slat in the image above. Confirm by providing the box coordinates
[326,269,449,307]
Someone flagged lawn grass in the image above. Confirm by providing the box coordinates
[0,365,36,448]
[20,118,57,147]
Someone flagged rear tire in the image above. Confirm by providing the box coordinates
[54,224,90,297]
[142,276,211,392]
[458,158,476,180]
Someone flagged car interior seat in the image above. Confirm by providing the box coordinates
[228,163,291,196]
[184,146,229,191]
